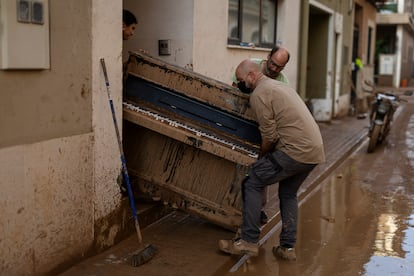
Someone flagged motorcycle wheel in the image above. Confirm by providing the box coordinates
[367,124,381,153]
[379,117,390,144]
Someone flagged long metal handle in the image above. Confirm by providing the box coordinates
[100,58,142,244]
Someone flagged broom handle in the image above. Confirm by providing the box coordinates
[100,58,143,244]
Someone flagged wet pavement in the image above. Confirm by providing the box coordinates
[61,91,414,275]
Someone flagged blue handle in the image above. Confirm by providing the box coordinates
[100,58,141,242]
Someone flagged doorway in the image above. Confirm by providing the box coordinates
[306,3,334,121]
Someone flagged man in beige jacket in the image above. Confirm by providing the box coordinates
[219,60,325,261]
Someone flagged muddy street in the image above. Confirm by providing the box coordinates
[216,97,414,275]
[289,97,414,276]
[61,95,414,276]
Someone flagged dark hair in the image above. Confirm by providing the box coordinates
[123,9,137,26]
[269,46,280,56]
[270,46,290,62]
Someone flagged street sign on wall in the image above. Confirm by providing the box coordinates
[379,54,394,75]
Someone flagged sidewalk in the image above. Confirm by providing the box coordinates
[302,114,369,194]
[60,115,369,276]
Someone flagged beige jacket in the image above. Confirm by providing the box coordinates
[249,76,325,164]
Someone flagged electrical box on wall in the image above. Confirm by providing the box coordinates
[158,39,171,56]
[0,0,50,70]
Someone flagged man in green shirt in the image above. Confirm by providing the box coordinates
[232,46,290,88]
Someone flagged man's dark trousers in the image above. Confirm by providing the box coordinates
[241,150,316,248]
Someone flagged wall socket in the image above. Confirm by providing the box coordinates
[158,39,171,56]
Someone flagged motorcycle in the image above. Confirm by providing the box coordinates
[367,91,400,153]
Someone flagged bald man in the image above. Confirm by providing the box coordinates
[232,46,290,89]
[219,60,325,261]
[232,46,291,225]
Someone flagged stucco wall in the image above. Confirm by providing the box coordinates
[122,0,194,69]
[400,26,414,83]
[123,0,301,88]
[0,0,123,274]
[273,0,301,90]
[0,134,93,275]
[0,2,92,148]
[354,0,377,68]
[92,0,123,229]
[193,0,301,88]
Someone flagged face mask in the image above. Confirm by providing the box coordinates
[237,81,253,94]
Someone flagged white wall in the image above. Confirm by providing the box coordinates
[123,0,194,69]
[274,0,301,90]
[193,0,301,87]
[124,0,301,88]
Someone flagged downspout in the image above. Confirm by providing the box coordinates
[298,1,309,100]
[348,0,354,15]
[395,26,403,88]
[394,0,404,87]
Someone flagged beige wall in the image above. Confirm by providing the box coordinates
[400,26,414,83]
[0,2,92,148]
[193,0,301,88]
[355,0,377,67]
[123,0,194,69]
[299,0,371,119]
[92,0,123,228]
[273,0,301,90]
[124,0,301,88]
[0,0,123,274]
[354,0,377,112]
[0,134,93,274]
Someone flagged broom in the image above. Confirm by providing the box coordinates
[100,58,156,266]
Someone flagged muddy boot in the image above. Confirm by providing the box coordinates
[272,245,296,261]
[260,210,268,224]
[218,238,259,256]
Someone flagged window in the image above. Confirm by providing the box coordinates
[228,0,277,48]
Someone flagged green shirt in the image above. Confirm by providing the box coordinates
[232,58,289,85]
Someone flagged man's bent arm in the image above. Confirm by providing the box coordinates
[259,139,275,158]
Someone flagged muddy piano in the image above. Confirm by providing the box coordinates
[123,51,260,231]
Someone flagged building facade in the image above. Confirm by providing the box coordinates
[0,0,381,274]
[0,1,125,274]
[376,0,414,87]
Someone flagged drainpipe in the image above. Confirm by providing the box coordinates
[348,0,354,15]
[394,25,402,88]
[393,0,404,88]
[298,1,309,100]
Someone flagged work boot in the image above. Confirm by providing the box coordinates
[218,238,259,256]
[272,245,296,261]
[260,210,268,224]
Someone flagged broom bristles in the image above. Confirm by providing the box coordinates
[129,244,157,267]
